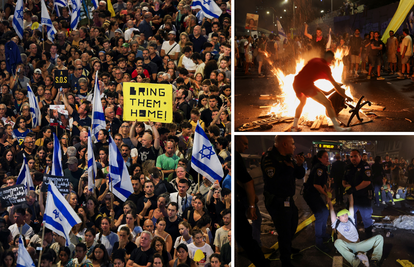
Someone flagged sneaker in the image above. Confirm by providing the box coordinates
[392,201,395,205]
[397,75,406,79]
[396,71,403,76]
[367,75,371,79]
[382,201,386,204]
[258,73,265,78]
[291,126,302,132]
[377,76,385,80]
[361,70,368,74]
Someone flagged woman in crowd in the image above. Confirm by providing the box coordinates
[169,243,196,267]
[89,243,112,267]
[151,236,171,266]
[154,217,173,253]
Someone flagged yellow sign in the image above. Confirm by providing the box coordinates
[123,82,173,123]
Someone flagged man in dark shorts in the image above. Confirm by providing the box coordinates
[292,51,352,132]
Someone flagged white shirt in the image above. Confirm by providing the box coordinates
[187,243,214,267]
[9,223,34,240]
[401,35,413,56]
[125,28,139,41]
[161,41,181,56]
[169,192,192,216]
[182,56,197,71]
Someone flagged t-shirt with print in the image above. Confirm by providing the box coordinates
[332,216,359,243]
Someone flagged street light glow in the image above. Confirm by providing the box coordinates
[321,10,324,13]
[267,11,270,14]
[295,6,297,8]
[280,16,282,18]
[284,9,286,12]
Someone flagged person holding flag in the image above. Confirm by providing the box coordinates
[108,135,134,202]
[17,235,36,267]
[12,0,24,40]
[27,85,41,128]
[40,0,57,42]
[43,181,82,245]
[51,133,63,177]
[16,154,35,193]
[88,130,97,193]
[71,0,82,30]
[304,22,327,57]
[91,72,106,140]
[191,121,224,185]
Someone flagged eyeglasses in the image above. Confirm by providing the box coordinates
[121,125,130,128]
[26,141,34,144]
[61,137,67,140]
[76,68,83,70]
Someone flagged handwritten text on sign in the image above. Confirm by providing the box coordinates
[123,82,173,123]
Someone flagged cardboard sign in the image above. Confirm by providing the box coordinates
[123,82,173,123]
[54,70,69,88]
[41,175,70,194]
[0,185,26,207]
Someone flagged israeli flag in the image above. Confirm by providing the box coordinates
[51,133,63,177]
[108,136,133,202]
[277,19,287,44]
[41,0,57,42]
[27,85,41,128]
[54,0,68,17]
[16,154,35,193]
[91,71,106,140]
[12,0,24,40]
[44,181,82,246]
[17,235,35,267]
[87,130,96,192]
[70,0,81,30]
[191,0,221,19]
[91,0,99,9]
[191,121,224,183]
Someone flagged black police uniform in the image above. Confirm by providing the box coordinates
[330,159,347,204]
[235,151,269,267]
[343,160,373,237]
[261,146,305,265]
[303,162,330,247]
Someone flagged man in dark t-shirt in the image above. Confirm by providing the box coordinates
[165,202,182,253]
[382,156,392,181]
[128,231,155,266]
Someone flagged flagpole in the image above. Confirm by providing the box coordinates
[37,223,45,267]
[42,26,45,50]
[197,173,200,193]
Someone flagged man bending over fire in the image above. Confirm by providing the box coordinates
[292,51,352,132]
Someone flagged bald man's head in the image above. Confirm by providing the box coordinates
[275,135,295,156]
[235,136,248,153]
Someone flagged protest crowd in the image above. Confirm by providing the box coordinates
[0,0,232,267]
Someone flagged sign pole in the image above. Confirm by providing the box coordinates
[37,223,46,267]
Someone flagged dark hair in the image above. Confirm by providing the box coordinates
[59,246,72,256]
[374,156,381,164]
[167,202,178,211]
[89,244,110,264]
[311,150,327,166]
[2,251,15,266]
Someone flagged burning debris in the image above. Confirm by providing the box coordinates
[238,48,388,131]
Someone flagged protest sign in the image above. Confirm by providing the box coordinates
[41,175,70,194]
[123,82,173,123]
[0,185,26,207]
[54,70,69,88]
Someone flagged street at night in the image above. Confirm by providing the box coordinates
[235,71,414,132]
[236,136,414,267]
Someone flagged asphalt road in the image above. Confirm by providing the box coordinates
[235,166,414,267]
[235,70,414,132]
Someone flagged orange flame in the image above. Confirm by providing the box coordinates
[267,48,355,121]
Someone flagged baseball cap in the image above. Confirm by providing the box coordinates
[34,68,42,74]
[337,209,349,217]
[168,30,176,35]
[115,29,123,34]
[122,43,130,48]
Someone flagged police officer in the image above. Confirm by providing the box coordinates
[343,149,373,239]
[303,150,331,252]
[261,136,305,267]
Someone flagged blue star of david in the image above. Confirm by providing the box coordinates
[41,18,48,24]
[203,0,211,5]
[199,144,215,160]
[16,8,23,19]
[53,209,62,221]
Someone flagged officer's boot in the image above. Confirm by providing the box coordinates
[365,225,373,239]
